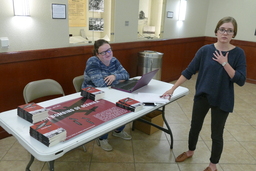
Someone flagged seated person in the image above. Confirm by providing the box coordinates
[82,39,131,151]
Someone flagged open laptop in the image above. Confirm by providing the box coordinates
[111,69,159,93]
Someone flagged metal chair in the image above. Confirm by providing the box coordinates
[23,79,65,104]
[73,75,84,92]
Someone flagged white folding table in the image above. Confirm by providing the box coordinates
[0,79,189,171]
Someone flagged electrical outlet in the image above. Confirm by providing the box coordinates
[125,21,129,26]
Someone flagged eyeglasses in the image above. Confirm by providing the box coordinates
[218,28,234,35]
[98,48,112,55]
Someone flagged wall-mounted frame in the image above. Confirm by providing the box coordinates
[167,11,173,18]
[89,0,104,12]
[52,4,66,19]
[89,18,104,31]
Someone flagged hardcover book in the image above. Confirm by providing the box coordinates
[17,103,49,123]
[116,97,144,112]
[30,120,67,147]
[81,87,105,101]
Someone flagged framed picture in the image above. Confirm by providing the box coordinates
[89,18,104,31]
[52,4,66,19]
[167,11,173,18]
[89,0,104,12]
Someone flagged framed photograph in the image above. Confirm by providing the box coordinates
[52,4,66,19]
[167,11,173,18]
[89,0,104,12]
[89,18,104,31]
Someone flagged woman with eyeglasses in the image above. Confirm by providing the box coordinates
[162,16,246,171]
[82,39,131,152]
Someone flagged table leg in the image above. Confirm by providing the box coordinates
[132,106,174,149]
[161,106,174,149]
[25,155,34,171]
[48,160,55,171]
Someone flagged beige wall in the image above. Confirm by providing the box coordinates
[163,0,209,38]
[205,0,256,42]
[0,0,255,53]
[0,0,69,52]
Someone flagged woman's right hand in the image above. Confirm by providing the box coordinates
[161,89,174,100]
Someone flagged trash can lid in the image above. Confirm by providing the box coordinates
[139,50,163,57]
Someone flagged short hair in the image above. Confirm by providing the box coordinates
[93,39,109,55]
[214,16,238,38]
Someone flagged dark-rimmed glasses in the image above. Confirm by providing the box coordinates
[218,28,234,35]
[98,48,112,55]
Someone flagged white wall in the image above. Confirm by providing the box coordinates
[0,0,69,52]
[0,0,255,53]
[163,0,209,39]
[205,0,256,42]
[113,0,140,43]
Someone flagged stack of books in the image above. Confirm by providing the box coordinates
[81,87,105,101]
[30,120,67,147]
[17,103,49,123]
[116,97,144,112]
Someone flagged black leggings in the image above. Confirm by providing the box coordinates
[188,95,229,164]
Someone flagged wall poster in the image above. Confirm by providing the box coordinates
[89,18,104,31]
[89,0,104,12]
[68,0,87,27]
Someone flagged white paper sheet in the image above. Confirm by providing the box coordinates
[134,93,169,103]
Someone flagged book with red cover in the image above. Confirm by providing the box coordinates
[30,120,67,147]
[81,87,105,101]
[117,97,144,112]
[17,103,48,123]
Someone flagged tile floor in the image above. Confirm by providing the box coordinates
[1,75,256,171]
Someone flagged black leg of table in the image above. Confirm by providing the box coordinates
[25,155,34,171]
[48,160,55,171]
[161,106,174,149]
[132,106,174,149]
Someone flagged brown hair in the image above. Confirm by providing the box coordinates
[214,16,238,38]
[93,39,109,56]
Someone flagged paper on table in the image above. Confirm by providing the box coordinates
[134,93,169,103]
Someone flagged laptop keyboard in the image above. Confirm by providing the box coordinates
[119,81,137,89]
[114,80,137,89]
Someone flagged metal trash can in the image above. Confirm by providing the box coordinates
[138,50,163,80]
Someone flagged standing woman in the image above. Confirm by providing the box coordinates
[162,16,246,171]
[82,39,131,152]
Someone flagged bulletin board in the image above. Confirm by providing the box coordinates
[68,0,87,27]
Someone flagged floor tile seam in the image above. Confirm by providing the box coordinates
[89,161,135,164]
[176,102,192,121]
[223,127,239,142]
[131,137,136,167]
[0,139,17,161]
[134,161,178,164]
[88,139,96,170]
[219,163,256,165]
[235,140,256,162]
[132,139,171,142]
